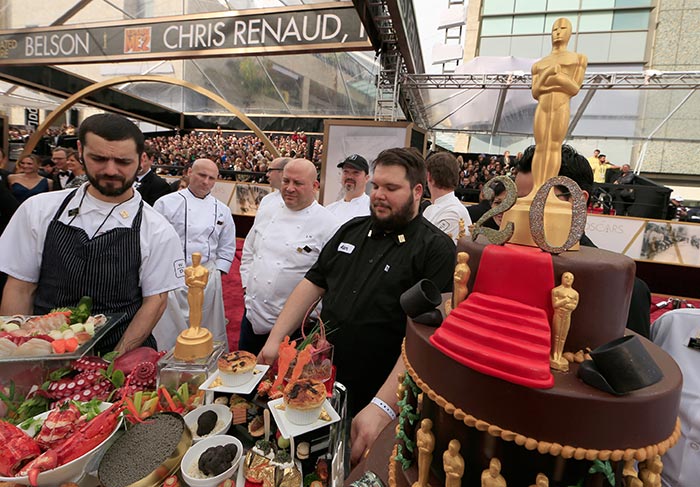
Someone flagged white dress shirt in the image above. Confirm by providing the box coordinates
[154,189,236,273]
[326,193,370,224]
[240,200,340,334]
[422,192,472,243]
[0,183,184,297]
[650,309,700,487]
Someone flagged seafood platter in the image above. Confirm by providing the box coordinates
[0,309,127,403]
[0,310,125,361]
[0,401,123,486]
[0,326,346,487]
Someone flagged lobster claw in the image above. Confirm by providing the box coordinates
[19,450,58,487]
[0,421,42,477]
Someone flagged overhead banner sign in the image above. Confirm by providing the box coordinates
[0,2,371,65]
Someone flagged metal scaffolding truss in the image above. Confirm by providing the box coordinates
[401,71,700,91]
[401,71,700,136]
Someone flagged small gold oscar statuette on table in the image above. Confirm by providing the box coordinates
[174,252,214,360]
[443,440,464,487]
[550,272,579,372]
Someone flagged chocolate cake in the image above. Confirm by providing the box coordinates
[350,241,682,487]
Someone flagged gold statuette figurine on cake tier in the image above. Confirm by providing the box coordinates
[412,419,435,487]
[639,455,663,487]
[452,252,471,310]
[481,458,507,487]
[174,252,214,360]
[457,219,467,240]
[501,17,588,248]
[623,459,643,487]
[443,440,464,487]
[529,473,548,487]
[550,272,579,372]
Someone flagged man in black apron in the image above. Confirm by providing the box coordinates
[0,114,185,355]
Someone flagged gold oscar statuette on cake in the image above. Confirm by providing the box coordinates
[481,458,507,487]
[500,17,587,248]
[529,473,549,487]
[443,440,464,487]
[412,418,435,487]
[457,219,466,240]
[639,455,663,487]
[174,252,214,360]
[550,272,579,372]
[452,252,471,309]
[623,459,643,487]
[445,252,470,315]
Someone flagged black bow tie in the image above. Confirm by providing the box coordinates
[58,171,70,176]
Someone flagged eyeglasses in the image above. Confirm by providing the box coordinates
[267,168,283,172]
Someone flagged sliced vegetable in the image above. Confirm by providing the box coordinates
[64,337,79,353]
[51,339,67,354]
[69,323,85,333]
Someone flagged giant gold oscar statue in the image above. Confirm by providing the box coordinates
[501,18,588,248]
[174,252,214,360]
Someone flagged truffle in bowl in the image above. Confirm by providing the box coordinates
[184,404,233,442]
[181,435,243,487]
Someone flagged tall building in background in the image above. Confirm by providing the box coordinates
[456,0,700,176]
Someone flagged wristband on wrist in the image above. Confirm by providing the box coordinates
[371,397,397,420]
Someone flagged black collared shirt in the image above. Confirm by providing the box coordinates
[306,214,456,414]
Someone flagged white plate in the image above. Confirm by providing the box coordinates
[267,398,340,438]
[198,365,269,394]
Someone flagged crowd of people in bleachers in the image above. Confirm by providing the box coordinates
[452,151,519,202]
[8,125,324,185]
[147,129,323,182]
[8,124,77,142]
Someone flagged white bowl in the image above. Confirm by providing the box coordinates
[184,404,233,442]
[219,369,254,387]
[0,402,123,487]
[180,435,243,487]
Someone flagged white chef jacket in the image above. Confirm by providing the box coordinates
[325,193,370,224]
[255,190,284,218]
[650,309,700,487]
[153,189,236,272]
[152,189,236,350]
[0,183,184,297]
[240,201,340,334]
[422,192,472,244]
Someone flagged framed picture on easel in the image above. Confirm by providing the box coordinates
[319,120,426,206]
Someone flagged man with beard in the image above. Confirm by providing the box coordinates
[152,158,236,351]
[259,147,455,464]
[326,154,370,223]
[0,114,185,354]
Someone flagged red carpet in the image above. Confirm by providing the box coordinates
[222,238,245,350]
